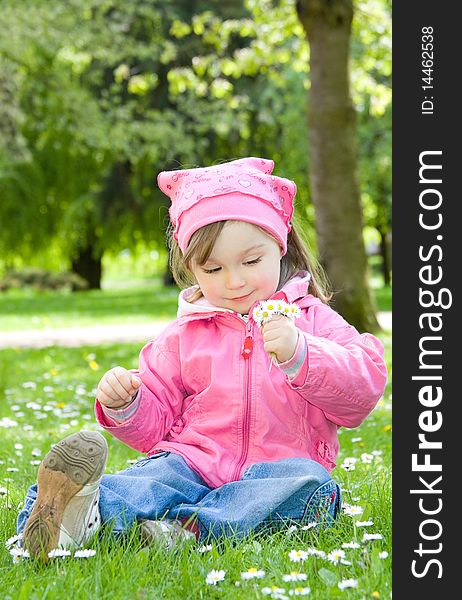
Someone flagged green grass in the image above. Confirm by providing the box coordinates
[0,280,179,332]
[0,332,392,599]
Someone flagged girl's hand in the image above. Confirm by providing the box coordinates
[97,366,142,409]
[262,315,299,363]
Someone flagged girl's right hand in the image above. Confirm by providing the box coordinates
[97,366,142,409]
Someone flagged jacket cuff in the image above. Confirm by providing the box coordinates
[99,391,141,423]
[276,332,308,382]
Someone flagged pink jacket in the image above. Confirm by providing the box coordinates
[95,274,387,488]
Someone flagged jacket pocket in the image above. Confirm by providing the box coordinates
[313,439,336,470]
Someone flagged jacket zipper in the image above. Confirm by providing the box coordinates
[233,319,254,480]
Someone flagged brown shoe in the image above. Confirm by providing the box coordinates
[23,431,108,560]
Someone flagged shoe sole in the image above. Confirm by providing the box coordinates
[23,431,108,560]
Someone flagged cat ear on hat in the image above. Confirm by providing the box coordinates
[157,170,178,197]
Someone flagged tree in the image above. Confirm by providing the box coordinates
[296,0,380,331]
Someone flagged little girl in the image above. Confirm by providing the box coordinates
[18,157,387,559]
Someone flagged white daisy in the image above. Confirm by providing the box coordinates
[361,453,374,464]
[288,549,309,562]
[327,549,346,563]
[338,579,358,590]
[5,535,21,548]
[261,586,287,598]
[240,567,265,579]
[355,520,374,527]
[48,548,71,558]
[363,533,383,542]
[286,525,298,537]
[343,505,363,516]
[342,542,361,549]
[22,381,37,389]
[379,551,389,559]
[205,569,226,585]
[301,522,318,530]
[283,572,308,582]
[74,549,96,558]
[9,547,29,559]
[198,544,213,553]
[0,417,18,428]
[306,547,326,558]
[289,587,311,596]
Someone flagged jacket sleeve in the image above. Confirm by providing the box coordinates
[94,330,186,453]
[288,304,388,428]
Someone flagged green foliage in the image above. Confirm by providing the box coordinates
[352,1,392,234]
[0,0,391,279]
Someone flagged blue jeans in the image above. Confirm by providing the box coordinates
[17,452,341,541]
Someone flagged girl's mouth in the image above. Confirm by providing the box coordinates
[229,292,252,302]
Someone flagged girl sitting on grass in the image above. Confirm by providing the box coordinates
[18,157,387,559]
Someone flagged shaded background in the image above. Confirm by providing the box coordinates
[0,0,391,332]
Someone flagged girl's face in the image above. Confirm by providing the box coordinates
[191,221,282,314]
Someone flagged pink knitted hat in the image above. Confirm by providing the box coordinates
[157,157,296,254]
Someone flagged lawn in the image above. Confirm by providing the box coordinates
[0,279,178,332]
[0,283,392,599]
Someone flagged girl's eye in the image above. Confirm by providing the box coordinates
[202,266,221,274]
[244,258,261,266]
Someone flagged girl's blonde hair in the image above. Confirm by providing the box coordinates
[167,220,332,304]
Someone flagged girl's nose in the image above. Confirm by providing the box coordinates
[225,270,246,290]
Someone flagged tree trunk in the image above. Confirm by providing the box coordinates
[71,244,102,290]
[377,227,390,286]
[296,0,380,332]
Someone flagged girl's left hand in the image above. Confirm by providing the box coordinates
[261,315,299,363]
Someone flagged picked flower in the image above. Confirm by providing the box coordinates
[253,300,301,328]
[253,299,302,367]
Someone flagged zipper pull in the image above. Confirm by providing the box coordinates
[241,335,253,358]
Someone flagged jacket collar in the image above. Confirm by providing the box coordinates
[177,271,313,320]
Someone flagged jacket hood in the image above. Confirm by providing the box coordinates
[177,271,318,319]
